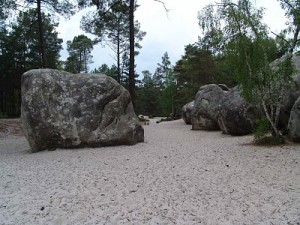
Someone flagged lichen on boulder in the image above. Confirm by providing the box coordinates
[21,69,144,152]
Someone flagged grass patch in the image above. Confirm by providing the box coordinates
[254,116,285,145]
[254,135,285,146]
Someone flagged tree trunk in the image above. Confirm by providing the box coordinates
[79,50,82,73]
[129,0,135,107]
[261,99,282,137]
[83,49,88,73]
[37,0,47,68]
[117,28,121,83]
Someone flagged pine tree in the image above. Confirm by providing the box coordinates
[65,35,94,73]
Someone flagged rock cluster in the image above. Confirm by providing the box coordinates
[181,55,300,139]
[182,77,300,138]
[183,84,259,135]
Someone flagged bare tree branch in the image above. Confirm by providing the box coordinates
[153,0,169,13]
[271,31,293,48]
[280,0,295,11]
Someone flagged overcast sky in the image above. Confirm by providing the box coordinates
[57,0,287,76]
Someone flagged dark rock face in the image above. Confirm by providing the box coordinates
[191,84,227,130]
[217,87,261,136]
[21,69,144,152]
[273,56,300,132]
[279,75,300,133]
[190,84,259,135]
[182,101,194,125]
[287,97,300,142]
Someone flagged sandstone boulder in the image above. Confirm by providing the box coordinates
[191,84,227,130]
[278,75,300,133]
[21,69,144,152]
[182,101,194,125]
[287,96,300,142]
[272,55,300,132]
[217,87,261,136]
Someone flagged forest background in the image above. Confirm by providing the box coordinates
[0,0,298,123]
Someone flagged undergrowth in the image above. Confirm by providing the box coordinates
[254,117,285,145]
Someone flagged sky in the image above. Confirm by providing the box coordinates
[57,0,287,76]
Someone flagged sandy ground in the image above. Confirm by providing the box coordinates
[0,118,299,225]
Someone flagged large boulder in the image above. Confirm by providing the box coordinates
[191,84,228,130]
[21,69,144,152]
[287,96,300,142]
[217,87,261,136]
[273,55,300,132]
[182,101,194,125]
[279,75,300,133]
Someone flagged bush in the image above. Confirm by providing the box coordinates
[255,135,285,145]
[254,117,285,145]
[254,117,270,141]
[0,111,8,119]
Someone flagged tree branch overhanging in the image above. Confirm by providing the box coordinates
[153,0,169,13]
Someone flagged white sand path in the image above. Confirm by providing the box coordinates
[0,119,299,225]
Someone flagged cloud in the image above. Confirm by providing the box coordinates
[134,0,212,74]
[57,0,287,77]
[255,0,286,34]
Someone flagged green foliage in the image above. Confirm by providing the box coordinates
[23,0,77,67]
[155,52,178,117]
[198,4,224,55]
[10,9,63,69]
[81,0,145,84]
[0,0,16,22]
[64,55,79,74]
[174,44,219,110]
[199,0,295,138]
[0,111,8,118]
[136,53,181,118]
[136,70,161,116]
[278,0,300,52]
[212,55,237,87]
[254,117,271,142]
[27,0,77,18]
[159,84,177,117]
[255,135,285,145]
[92,64,118,80]
[254,117,285,145]
[65,34,94,73]
[0,9,62,117]
[0,1,80,117]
